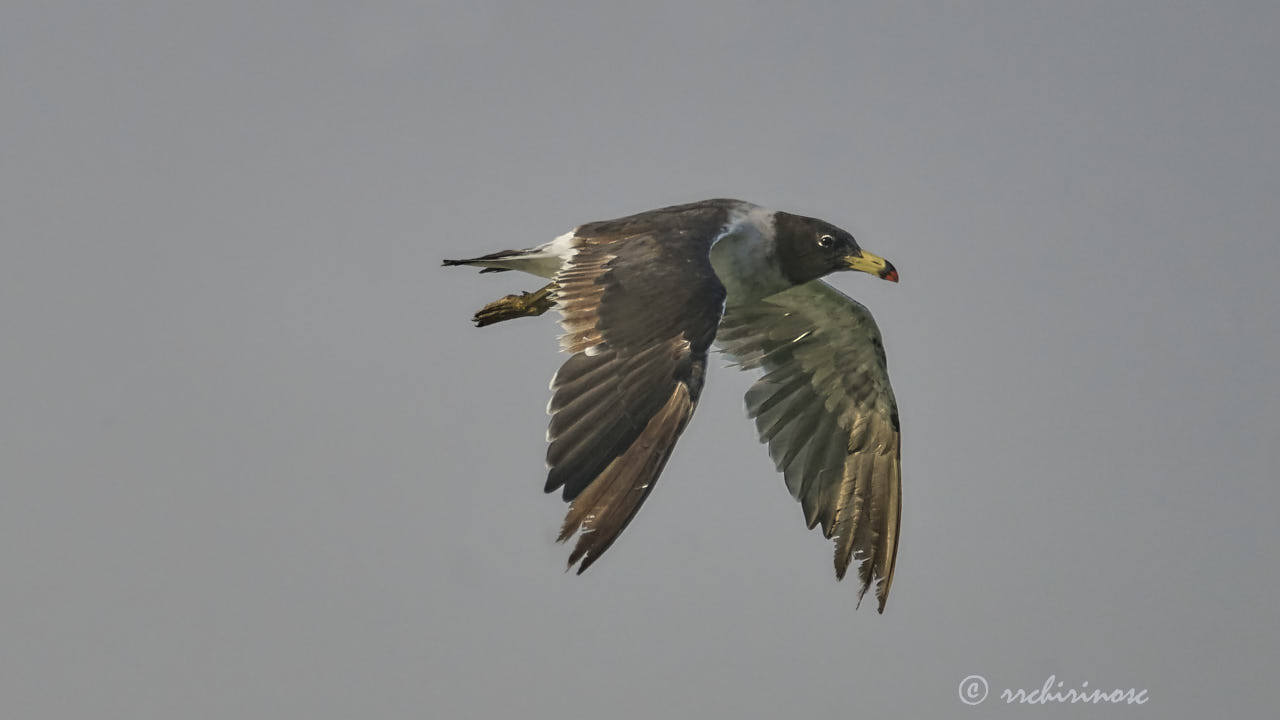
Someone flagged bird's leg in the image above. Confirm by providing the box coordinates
[472,282,557,327]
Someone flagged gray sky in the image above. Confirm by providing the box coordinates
[3,2,1278,718]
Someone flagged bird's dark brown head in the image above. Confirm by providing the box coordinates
[773,211,898,285]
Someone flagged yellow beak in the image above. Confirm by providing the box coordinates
[846,249,899,282]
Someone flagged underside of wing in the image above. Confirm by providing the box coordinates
[545,211,728,572]
[718,280,901,611]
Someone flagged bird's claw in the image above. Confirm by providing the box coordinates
[472,284,556,327]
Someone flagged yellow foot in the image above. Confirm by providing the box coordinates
[472,284,556,327]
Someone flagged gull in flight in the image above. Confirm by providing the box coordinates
[444,199,902,611]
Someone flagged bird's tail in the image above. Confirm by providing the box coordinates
[442,249,534,274]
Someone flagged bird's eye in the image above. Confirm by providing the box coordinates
[818,234,836,248]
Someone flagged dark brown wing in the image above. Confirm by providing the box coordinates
[717,280,901,612]
[546,211,728,572]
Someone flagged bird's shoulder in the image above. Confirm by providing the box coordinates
[571,199,756,244]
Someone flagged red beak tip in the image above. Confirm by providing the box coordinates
[883,269,899,283]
